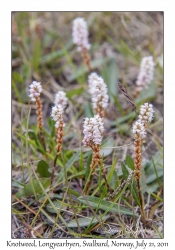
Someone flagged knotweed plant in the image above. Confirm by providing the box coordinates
[136,56,155,95]
[132,103,154,224]
[50,91,67,189]
[29,81,46,150]
[50,105,64,189]
[88,72,109,118]
[72,17,92,71]
[82,115,111,194]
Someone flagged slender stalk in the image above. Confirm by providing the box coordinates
[84,145,112,194]
[82,48,92,72]
[36,96,46,151]
[50,120,64,190]
[134,135,146,224]
[84,151,97,194]
[136,178,146,225]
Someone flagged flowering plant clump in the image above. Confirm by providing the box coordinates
[136,56,155,92]
[88,72,109,117]
[54,91,68,110]
[12,14,163,236]
[72,17,91,52]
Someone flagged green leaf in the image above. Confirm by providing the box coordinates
[107,59,118,102]
[146,170,163,184]
[131,181,140,206]
[21,63,31,81]
[62,188,80,198]
[12,71,23,83]
[121,162,129,180]
[28,130,39,144]
[126,155,135,170]
[100,138,114,157]
[67,87,84,98]
[67,57,114,82]
[12,179,25,188]
[135,83,156,105]
[46,200,67,214]
[151,192,163,202]
[84,102,94,118]
[67,216,108,228]
[140,168,147,195]
[58,152,81,181]
[78,196,137,216]
[110,112,136,127]
[41,41,73,64]
[144,148,163,193]
[85,153,92,182]
[37,160,51,178]
[32,39,41,70]
[15,178,50,199]
[47,117,55,137]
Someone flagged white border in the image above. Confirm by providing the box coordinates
[0,0,174,249]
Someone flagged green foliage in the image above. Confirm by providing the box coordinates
[121,162,129,180]
[126,154,135,170]
[131,181,140,206]
[85,153,92,182]
[78,196,137,216]
[37,160,51,178]
[32,39,41,70]
[102,58,118,103]
[67,215,107,228]
[145,148,163,193]
[46,200,67,213]
[15,178,50,199]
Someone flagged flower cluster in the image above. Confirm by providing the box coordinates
[50,105,64,128]
[54,91,68,110]
[136,56,155,91]
[72,17,91,52]
[29,81,42,102]
[88,72,99,87]
[132,103,154,139]
[132,120,146,139]
[138,103,154,125]
[88,72,109,113]
[82,115,104,147]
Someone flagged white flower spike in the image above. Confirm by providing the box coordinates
[136,56,155,91]
[88,72,109,113]
[132,120,146,139]
[29,81,42,102]
[138,103,154,125]
[72,17,91,52]
[82,115,104,147]
[50,105,64,128]
[54,91,68,110]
